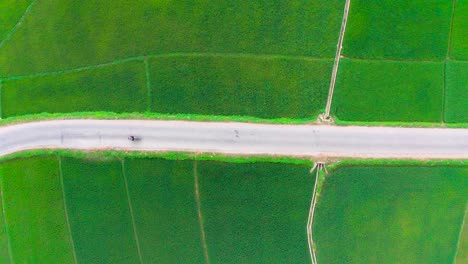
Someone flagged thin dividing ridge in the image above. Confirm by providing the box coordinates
[0,0,38,50]
[0,52,333,82]
[193,161,210,264]
[323,0,351,119]
[120,159,144,264]
[58,156,78,264]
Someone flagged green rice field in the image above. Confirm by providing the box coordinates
[0,156,74,263]
[1,1,465,123]
[61,157,140,264]
[198,161,313,263]
[314,165,468,264]
[332,58,444,122]
[445,61,468,123]
[149,56,332,118]
[124,158,204,263]
[1,61,147,118]
[0,0,344,76]
[450,0,468,60]
[343,0,453,60]
[0,154,317,263]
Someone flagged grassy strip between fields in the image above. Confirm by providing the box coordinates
[0,149,465,169]
[0,149,315,167]
[0,111,467,129]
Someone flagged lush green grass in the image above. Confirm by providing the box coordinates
[314,166,468,264]
[343,0,453,60]
[0,156,74,263]
[445,61,468,123]
[0,0,344,77]
[1,61,147,118]
[150,56,332,118]
[0,0,32,43]
[450,0,468,60]
[198,161,313,263]
[332,58,444,122]
[61,157,140,263]
[124,158,205,263]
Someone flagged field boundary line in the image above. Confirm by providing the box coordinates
[193,161,210,264]
[120,159,143,264]
[0,172,14,264]
[340,55,443,64]
[446,0,458,60]
[442,62,448,123]
[58,156,78,264]
[144,57,152,111]
[324,0,351,118]
[0,0,38,51]
[452,204,467,264]
[1,56,145,82]
[0,52,333,82]
[307,165,321,264]
[443,0,457,123]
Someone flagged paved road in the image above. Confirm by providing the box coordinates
[0,120,466,159]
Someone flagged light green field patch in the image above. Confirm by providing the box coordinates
[445,61,468,123]
[1,61,147,118]
[332,58,444,122]
[450,0,468,60]
[314,166,468,264]
[150,56,332,119]
[198,161,313,263]
[61,157,140,264]
[0,0,344,77]
[124,158,205,263]
[0,156,74,263]
[0,0,32,43]
[343,0,453,60]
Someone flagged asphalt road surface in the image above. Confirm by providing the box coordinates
[0,120,466,159]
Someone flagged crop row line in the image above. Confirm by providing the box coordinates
[0,0,38,50]
[194,161,211,264]
[58,155,78,264]
[442,0,458,124]
[0,176,14,264]
[453,204,467,263]
[120,159,144,264]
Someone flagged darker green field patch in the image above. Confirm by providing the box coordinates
[1,61,147,118]
[449,1,468,60]
[343,0,453,60]
[150,56,332,119]
[314,166,468,264]
[61,157,140,263]
[332,58,444,122]
[445,61,468,123]
[0,156,74,263]
[198,161,313,263]
[124,158,205,263]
